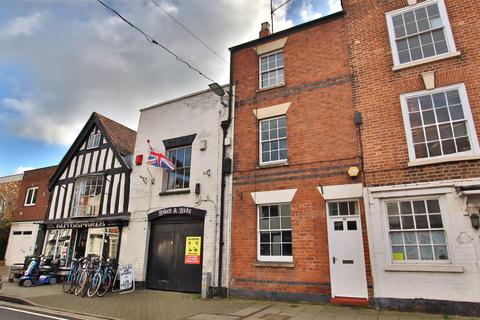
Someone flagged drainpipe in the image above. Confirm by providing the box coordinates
[217,53,233,297]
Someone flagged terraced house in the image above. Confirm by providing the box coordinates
[229,13,371,303]
[342,0,480,315]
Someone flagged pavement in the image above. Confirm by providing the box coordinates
[0,266,477,320]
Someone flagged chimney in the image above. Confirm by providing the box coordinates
[259,22,271,38]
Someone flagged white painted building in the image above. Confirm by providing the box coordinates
[364,179,480,312]
[120,86,233,294]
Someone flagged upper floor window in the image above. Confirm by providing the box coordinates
[259,50,284,89]
[165,145,191,190]
[87,133,101,150]
[386,198,449,263]
[401,84,479,163]
[24,187,38,206]
[386,0,456,67]
[258,203,292,262]
[71,175,103,217]
[260,116,287,164]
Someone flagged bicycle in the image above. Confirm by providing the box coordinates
[62,258,79,293]
[74,257,95,297]
[96,259,117,297]
[87,257,103,297]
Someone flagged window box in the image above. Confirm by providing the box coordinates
[386,0,457,69]
[400,83,480,164]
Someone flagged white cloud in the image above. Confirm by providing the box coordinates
[0,1,314,146]
[13,166,35,174]
[328,0,343,13]
[298,1,323,21]
[0,12,46,38]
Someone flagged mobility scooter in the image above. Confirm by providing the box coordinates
[18,255,57,287]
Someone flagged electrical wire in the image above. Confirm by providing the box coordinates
[149,0,229,65]
[96,0,216,83]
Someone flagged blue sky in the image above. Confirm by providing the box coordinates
[0,0,341,176]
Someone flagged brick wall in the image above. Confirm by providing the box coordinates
[13,166,56,222]
[342,0,480,187]
[230,15,372,299]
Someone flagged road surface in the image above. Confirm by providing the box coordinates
[0,304,93,320]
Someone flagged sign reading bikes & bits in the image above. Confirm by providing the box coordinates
[148,206,206,221]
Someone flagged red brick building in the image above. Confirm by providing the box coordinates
[4,166,56,265]
[229,13,371,302]
[342,0,480,314]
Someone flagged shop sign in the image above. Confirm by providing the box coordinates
[392,252,404,260]
[119,264,134,291]
[184,236,201,264]
[158,207,192,216]
[148,206,206,221]
[51,221,107,229]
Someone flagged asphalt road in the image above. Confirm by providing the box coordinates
[0,305,83,320]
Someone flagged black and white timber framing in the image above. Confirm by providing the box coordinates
[46,113,135,223]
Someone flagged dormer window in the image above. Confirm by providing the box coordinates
[87,133,101,150]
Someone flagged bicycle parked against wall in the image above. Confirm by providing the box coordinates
[87,258,117,297]
[62,257,81,293]
[74,257,97,297]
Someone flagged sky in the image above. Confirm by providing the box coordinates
[0,0,342,176]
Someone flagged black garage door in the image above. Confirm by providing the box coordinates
[147,214,204,293]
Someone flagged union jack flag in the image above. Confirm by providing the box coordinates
[147,142,176,171]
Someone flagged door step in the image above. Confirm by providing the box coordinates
[330,297,369,306]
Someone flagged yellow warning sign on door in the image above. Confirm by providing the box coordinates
[185,236,201,264]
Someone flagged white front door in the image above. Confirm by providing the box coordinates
[327,200,368,299]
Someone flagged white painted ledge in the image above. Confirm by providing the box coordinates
[254,37,288,55]
[408,154,480,167]
[253,102,290,120]
[392,51,461,71]
[251,188,297,205]
[318,183,363,200]
[385,264,464,273]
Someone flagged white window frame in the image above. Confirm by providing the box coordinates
[257,203,293,263]
[400,83,480,165]
[382,196,452,265]
[259,116,287,165]
[24,187,38,206]
[164,145,192,191]
[386,0,458,69]
[70,175,104,218]
[87,133,101,150]
[259,50,285,89]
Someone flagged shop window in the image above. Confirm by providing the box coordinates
[386,0,457,67]
[260,116,287,164]
[386,198,449,263]
[258,204,293,262]
[24,187,38,206]
[71,175,104,217]
[259,50,284,89]
[43,229,74,268]
[86,227,120,260]
[87,133,101,150]
[165,146,191,190]
[401,84,479,162]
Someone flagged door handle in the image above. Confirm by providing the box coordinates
[332,256,337,264]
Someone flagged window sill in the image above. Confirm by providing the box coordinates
[254,261,294,268]
[385,264,464,273]
[24,204,36,207]
[392,51,461,71]
[257,83,286,93]
[257,160,289,170]
[408,154,480,167]
[159,189,190,196]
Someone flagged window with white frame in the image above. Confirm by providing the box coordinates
[258,204,292,262]
[24,187,38,206]
[165,145,192,190]
[401,84,479,161]
[87,133,101,150]
[71,175,104,217]
[260,116,287,164]
[259,50,284,89]
[386,0,456,66]
[386,199,449,262]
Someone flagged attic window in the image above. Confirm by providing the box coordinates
[87,133,101,150]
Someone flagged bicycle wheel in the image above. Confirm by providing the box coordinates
[87,273,101,297]
[96,273,112,297]
[74,272,87,296]
[80,274,91,297]
[62,273,74,293]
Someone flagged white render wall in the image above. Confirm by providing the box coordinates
[120,88,232,287]
[365,179,480,302]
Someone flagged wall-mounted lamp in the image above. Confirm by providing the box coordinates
[470,213,480,229]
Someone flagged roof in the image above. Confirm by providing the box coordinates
[229,11,344,52]
[94,112,137,155]
[0,173,23,184]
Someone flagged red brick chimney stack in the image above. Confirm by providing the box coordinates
[259,22,271,38]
